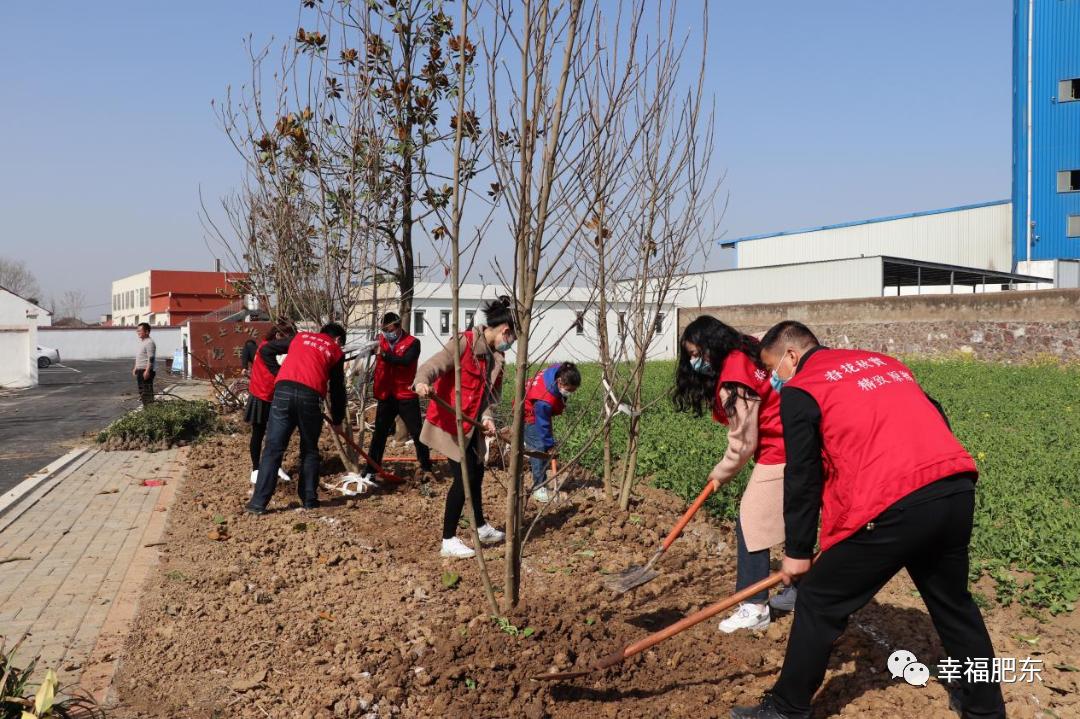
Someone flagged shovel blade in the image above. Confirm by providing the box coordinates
[602,565,661,594]
[530,668,593,682]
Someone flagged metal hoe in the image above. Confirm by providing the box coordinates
[323,414,408,484]
[603,481,717,594]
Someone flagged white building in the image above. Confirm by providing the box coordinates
[350,282,678,364]
[0,286,51,388]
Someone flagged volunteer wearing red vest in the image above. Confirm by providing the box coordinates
[246,323,348,515]
[359,312,433,485]
[732,321,1004,719]
[243,323,296,485]
[673,316,789,634]
[523,362,581,503]
[413,297,515,559]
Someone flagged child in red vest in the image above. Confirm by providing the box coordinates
[244,323,295,485]
[523,362,580,503]
[359,312,433,487]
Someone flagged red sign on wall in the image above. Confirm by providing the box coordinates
[187,321,272,380]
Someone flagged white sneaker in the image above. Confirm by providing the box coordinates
[477,524,505,545]
[718,603,770,633]
[277,468,291,482]
[531,486,551,503]
[440,537,476,559]
[250,469,258,484]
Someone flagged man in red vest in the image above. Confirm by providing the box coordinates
[733,321,1005,719]
[246,322,347,514]
[361,312,433,485]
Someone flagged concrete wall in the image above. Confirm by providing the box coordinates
[679,256,884,308]
[111,270,151,327]
[37,326,182,361]
[0,325,37,388]
[680,289,1080,363]
[0,290,52,327]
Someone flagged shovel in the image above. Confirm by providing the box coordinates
[323,415,408,484]
[603,481,717,594]
[426,394,551,461]
[533,569,786,681]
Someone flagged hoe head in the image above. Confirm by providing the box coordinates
[602,564,660,594]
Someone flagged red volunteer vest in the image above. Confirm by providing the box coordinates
[373,333,418,401]
[248,340,277,402]
[274,331,344,398]
[524,366,565,424]
[712,349,786,465]
[786,348,977,552]
[426,331,499,436]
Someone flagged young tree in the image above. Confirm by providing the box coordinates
[0,257,41,302]
[58,290,88,321]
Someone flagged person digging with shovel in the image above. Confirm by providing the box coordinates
[413,297,514,559]
[522,361,580,503]
[672,316,793,633]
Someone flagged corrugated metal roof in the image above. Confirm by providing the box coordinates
[720,200,1011,246]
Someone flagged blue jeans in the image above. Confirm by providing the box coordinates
[249,382,323,509]
[523,421,550,490]
[736,515,770,604]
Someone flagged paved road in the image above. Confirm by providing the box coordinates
[0,360,152,494]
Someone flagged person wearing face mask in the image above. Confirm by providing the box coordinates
[522,361,581,503]
[358,312,434,487]
[413,297,516,559]
[672,316,790,633]
[732,321,1003,719]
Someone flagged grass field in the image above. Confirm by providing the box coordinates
[506,359,1080,615]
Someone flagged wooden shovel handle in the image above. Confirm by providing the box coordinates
[323,414,408,484]
[428,393,486,429]
[659,481,716,551]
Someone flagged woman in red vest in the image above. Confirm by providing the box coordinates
[359,312,433,486]
[244,323,295,485]
[523,362,581,503]
[414,297,516,559]
[672,315,788,634]
[732,321,1004,719]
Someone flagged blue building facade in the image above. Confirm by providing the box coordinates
[1012,0,1080,263]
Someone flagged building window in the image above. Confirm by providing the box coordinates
[653,312,665,336]
[1057,170,1080,193]
[464,310,475,330]
[440,310,451,335]
[617,312,626,339]
[1059,78,1080,102]
[413,310,425,335]
[1068,215,1080,239]
[574,311,585,335]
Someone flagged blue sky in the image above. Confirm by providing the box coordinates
[0,1,1013,317]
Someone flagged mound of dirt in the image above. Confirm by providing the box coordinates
[112,432,1079,718]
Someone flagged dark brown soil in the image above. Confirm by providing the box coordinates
[112,429,1079,718]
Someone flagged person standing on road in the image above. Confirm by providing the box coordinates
[413,297,514,559]
[246,323,348,514]
[522,362,580,503]
[672,315,790,634]
[359,312,434,487]
[133,322,156,407]
[732,321,1005,719]
[244,323,296,486]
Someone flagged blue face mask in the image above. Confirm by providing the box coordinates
[382,330,399,342]
[690,356,712,374]
[496,338,513,353]
[770,354,794,392]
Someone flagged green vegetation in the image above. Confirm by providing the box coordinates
[96,399,218,448]
[506,359,1080,615]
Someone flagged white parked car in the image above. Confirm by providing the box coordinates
[36,345,61,368]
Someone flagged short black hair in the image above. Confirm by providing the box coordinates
[760,320,819,353]
[381,312,400,327]
[555,361,581,388]
[320,322,347,342]
[482,295,515,332]
[137,322,151,333]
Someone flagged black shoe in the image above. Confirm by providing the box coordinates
[245,505,267,516]
[731,693,804,719]
[769,585,798,613]
[302,500,320,510]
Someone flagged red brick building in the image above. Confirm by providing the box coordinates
[109,270,248,327]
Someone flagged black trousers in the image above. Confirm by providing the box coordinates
[249,421,267,470]
[366,397,432,473]
[771,487,1006,719]
[249,383,324,509]
[442,430,486,539]
[136,369,155,406]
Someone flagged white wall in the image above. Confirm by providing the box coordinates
[37,326,181,362]
[0,289,51,327]
[0,325,37,388]
[735,202,1013,273]
[110,270,151,327]
[679,256,885,308]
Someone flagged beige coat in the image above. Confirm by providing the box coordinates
[714,387,786,552]
[414,326,504,463]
